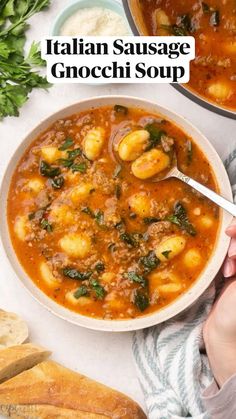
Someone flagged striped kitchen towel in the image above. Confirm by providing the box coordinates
[133,152,236,419]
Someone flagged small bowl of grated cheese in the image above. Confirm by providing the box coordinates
[52,0,131,37]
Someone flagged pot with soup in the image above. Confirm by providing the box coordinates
[123,0,236,118]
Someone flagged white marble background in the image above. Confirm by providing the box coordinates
[0,0,235,414]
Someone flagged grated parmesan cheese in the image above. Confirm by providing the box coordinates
[60,7,130,36]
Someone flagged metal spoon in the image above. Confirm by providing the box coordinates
[153,153,236,217]
[114,145,236,216]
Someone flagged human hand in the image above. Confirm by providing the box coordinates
[223,219,236,277]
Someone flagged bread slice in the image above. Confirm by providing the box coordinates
[0,404,107,418]
[0,310,28,349]
[0,361,146,418]
[0,343,51,384]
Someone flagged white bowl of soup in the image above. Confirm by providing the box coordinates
[0,96,232,331]
[123,0,236,120]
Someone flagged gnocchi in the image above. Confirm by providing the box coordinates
[41,146,67,164]
[83,127,105,160]
[70,183,94,205]
[128,192,152,217]
[118,130,150,161]
[26,178,44,194]
[199,216,214,229]
[155,236,186,262]
[208,82,233,101]
[59,233,91,258]
[40,262,61,288]
[183,249,202,268]
[14,216,29,241]
[49,204,74,225]
[131,149,170,179]
[149,271,182,296]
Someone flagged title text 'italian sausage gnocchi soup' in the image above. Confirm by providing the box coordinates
[139,0,236,110]
[8,105,219,320]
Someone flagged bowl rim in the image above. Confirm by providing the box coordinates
[122,0,236,121]
[52,0,130,36]
[0,95,232,332]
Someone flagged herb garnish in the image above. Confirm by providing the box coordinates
[0,0,51,119]
[145,123,166,150]
[90,279,106,299]
[166,201,196,236]
[63,268,92,281]
[71,162,87,173]
[162,250,172,259]
[40,218,53,232]
[40,161,61,178]
[134,290,150,312]
[139,251,160,273]
[74,285,89,299]
[58,138,74,151]
[120,232,139,247]
[124,271,147,288]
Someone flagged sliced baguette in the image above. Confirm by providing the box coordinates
[0,404,107,418]
[0,343,51,384]
[0,360,146,418]
[0,310,28,349]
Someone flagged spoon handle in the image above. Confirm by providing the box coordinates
[175,170,236,217]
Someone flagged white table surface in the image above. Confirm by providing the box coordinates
[0,0,235,415]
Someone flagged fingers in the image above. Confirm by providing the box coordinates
[226,218,236,237]
[223,257,236,278]
[228,237,236,259]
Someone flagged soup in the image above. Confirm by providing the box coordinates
[7,105,219,320]
[138,0,236,110]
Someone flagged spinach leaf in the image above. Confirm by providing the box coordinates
[71,162,87,173]
[74,285,89,299]
[58,138,74,151]
[51,176,64,189]
[120,232,140,247]
[40,218,53,232]
[167,201,196,236]
[124,271,147,287]
[145,123,166,150]
[63,268,92,281]
[134,290,150,312]
[67,148,82,159]
[114,104,128,115]
[139,251,160,273]
[90,279,106,299]
[40,161,61,178]
[162,250,172,259]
